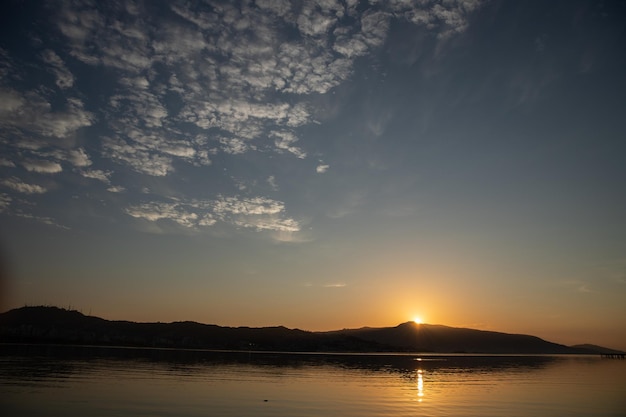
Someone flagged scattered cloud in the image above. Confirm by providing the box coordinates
[316,164,330,174]
[271,131,306,159]
[81,169,111,183]
[0,193,11,212]
[41,49,75,89]
[22,160,63,174]
[102,137,174,177]
[267,175,278,191]
[0,158,16,167]
[324,283,347,288]
[303,282,347,288]
[126,202,200,229]
[1,177,47,194]
[124,195,299,233]
[0,0,484,233]
[107,185,125,193]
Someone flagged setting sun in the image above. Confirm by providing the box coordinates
[413,317,423,324]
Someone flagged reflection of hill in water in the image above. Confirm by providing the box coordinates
[0,344,559,382]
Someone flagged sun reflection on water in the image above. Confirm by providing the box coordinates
[417,369,424,402]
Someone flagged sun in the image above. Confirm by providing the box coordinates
[412,316,423,324]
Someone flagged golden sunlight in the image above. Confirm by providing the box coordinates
[413,317,423,324]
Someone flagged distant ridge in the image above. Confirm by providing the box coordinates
[570,344,625,355]
[0,306,621,354]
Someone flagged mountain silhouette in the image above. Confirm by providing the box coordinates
[0,306,620,354]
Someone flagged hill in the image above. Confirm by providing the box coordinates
[0,306,620,354]
[569,344,625,355]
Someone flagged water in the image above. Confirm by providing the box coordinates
[1,345,625,416]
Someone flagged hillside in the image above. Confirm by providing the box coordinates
[0,306,619,354]
[335,322,575,354]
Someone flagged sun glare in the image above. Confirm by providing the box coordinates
[413,317,423,324]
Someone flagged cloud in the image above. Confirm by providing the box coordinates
[271,131,306,159]
[267,175,278,191]
[304,282,347,288]
[0,89,93,140]
[324,283,347,288]
[219,137,249,155]
[213,196,300,232]
[102,137,174,177]
[386,0,483,39]
[13,212,68,229]
[126,202,200,228]
[213,196,284,216]
[0,87,24,113]
[81,169,111,183]
[1,177,46,194]
[107,185,125,193]
[41,50,75,89]
[124,195,300,233]
[0,158,16,167]
[316,164,330,173]
[233,216,300,232]
[0,193,11,212]
[0,0,485,231]
[22,160,63,174]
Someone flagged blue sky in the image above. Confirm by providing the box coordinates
[1,0,625,349]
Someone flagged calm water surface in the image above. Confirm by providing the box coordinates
[1,345,625,416]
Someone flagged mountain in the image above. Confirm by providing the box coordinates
[569,344,625,355]
[328,322,577,354]
[0,306,620,354]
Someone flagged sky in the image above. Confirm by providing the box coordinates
[1,0,625,350]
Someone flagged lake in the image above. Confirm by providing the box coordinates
[1,345,625,416]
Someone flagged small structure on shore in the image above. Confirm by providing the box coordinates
[600,353,625,359]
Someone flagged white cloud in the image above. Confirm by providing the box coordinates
[297,3,338,37]
[0,91,93,139]
[219,137,249,155]
[198,214,217,227]
[324,283,347,288]
[0,193,11,212]
[0,87,24,113]
[42,0,481,182]
[65,148,92,167]
[22,160,63,174]
[214,196,300,232]
[386,0,483,40]
[102,137,174,176]
[81,169,111,183]
[1,177,46,194]
[124,199,214,229]
[267,175,278,191]
[41,49,75,89]
[13,212,68,229]
[36,97,94,138]
[254,0,292,18]
[271,131,306,159]
[0,158,16,167]
[233,216,300,232]
[18,147,92,173]
[214,196,284,216]
[316,164,329,173]
[125,195,301,233]
[107,185,125,193]
[126,202,199,228]
[0,1,486,232]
